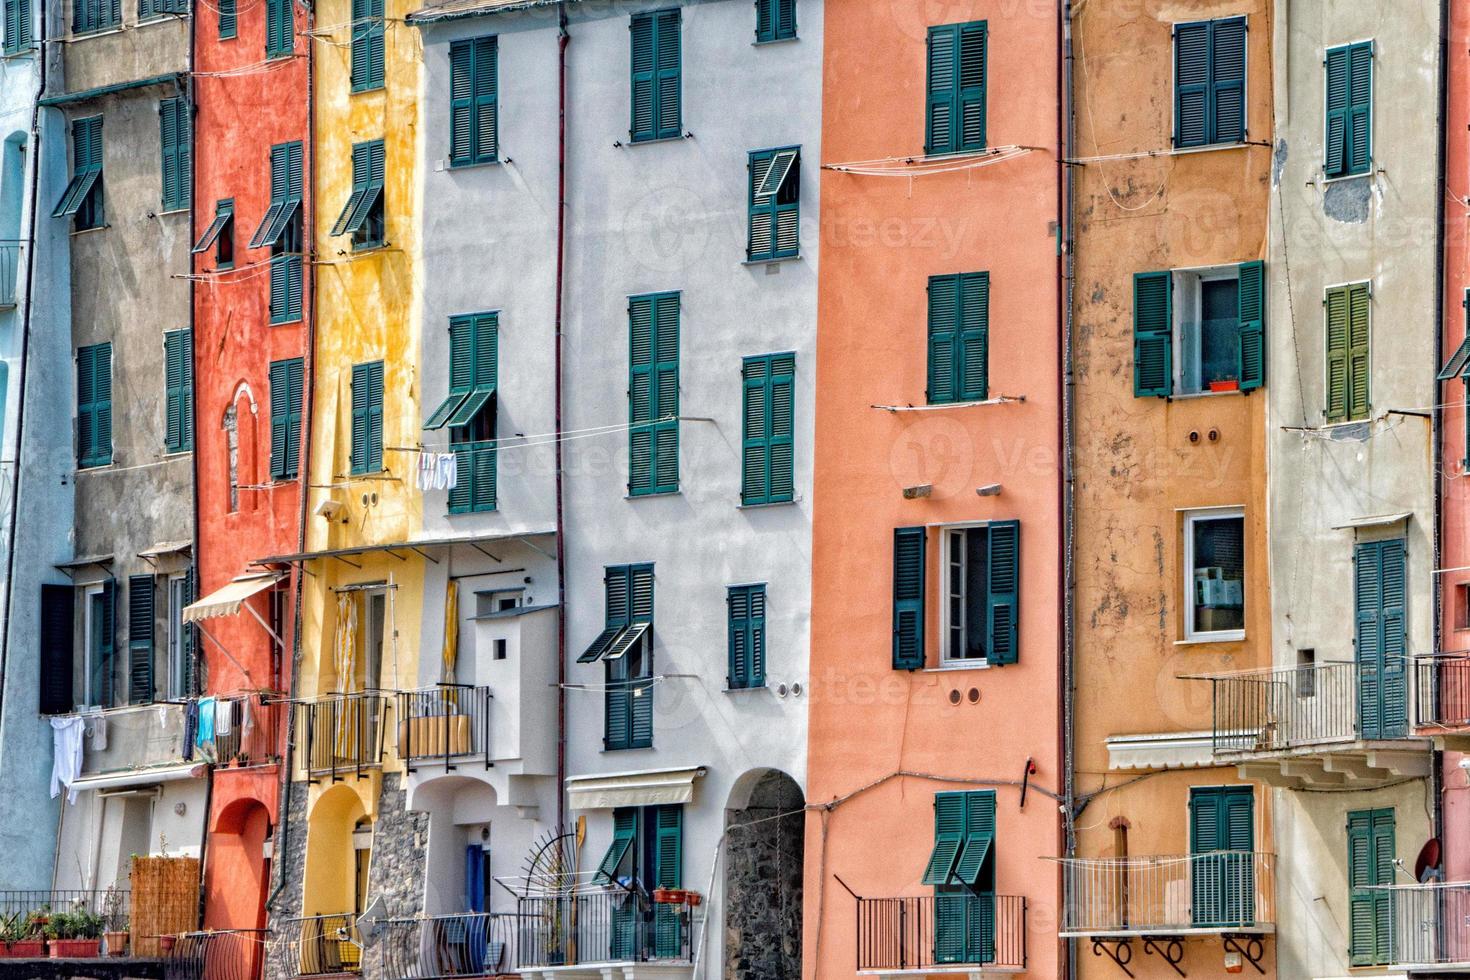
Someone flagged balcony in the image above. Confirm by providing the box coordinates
[1372,882,1470,972]
[73,701,202,787]
[210,693,286,769]
[515,891,700,980]
[0,889,130,935]
[1415,655,1470,749]
[0,240,20,310]
[295,693,389,782]
[396,685,492,773]
[375,913,520,979]
[271,915,361,977]
[854,894,1026,976]
[163,928,269,980]
[1058,854,1274,937]
[1193,661,1431,787]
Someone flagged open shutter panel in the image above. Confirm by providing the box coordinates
[926,26,957,154]
[1174,22,1209,147]
[893,527,926,670]
[652,806,684,958]
[985,520,1019,665]
[1347,284,1370,420]
[928,275,959,403]
[958,273,989,401]
[127,575,154,704]
[1133,271,1173,397]
[1347,811,1375,966]
[1210,18,1245,144]
[97,579,116,707]
[594,810,636,883]
[1236,260,1265,390]
[39,585,75,715]
[957,23,986,151]
[952,792,995,886]
[630,14,655,140]
[922,793,965,885]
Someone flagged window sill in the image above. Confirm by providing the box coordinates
[600,745,655,754]
[351,84,386,96]
[157,207,189,217]
[68,25,124,39]
[0,47,37,59]
[160,449,193,459]
[265,50,294,60]
[136,15,179,27]
[626,489,681,500]
[447,158,501,171]
[269,315,303,326]
[724,684,767,693]
[70,225,110,237]
[738,498,797,510]
[76,461,115,471]
[1170,388,1243,401]
[752,35,798,45]
[352,242,390,254]
[924,661,992,673]
[1321,170,1373,185]
[625,134,686,147]
[1174,633,1245,646]
[743,253,801,267]
[1170,141,1251,157]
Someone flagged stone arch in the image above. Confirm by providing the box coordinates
[723,769,804,980]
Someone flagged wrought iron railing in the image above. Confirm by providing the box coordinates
[295,693,389,782]
[396,685,492,772]
[163,928,269,980]
[516,891,698,968]
[377,913,519,979]
[0,241,20,309]
[1201,661,1362,752]
[1415,655,1470,731]
[272,915,361,977]
[855,894,1026,972]
[447,440,496,514]
[1058,853,1275,935]
[210,694,285,769]
[0,889,129,934]
[1370,882,1470,967]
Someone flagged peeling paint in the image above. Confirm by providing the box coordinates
[1323,176,1371,223]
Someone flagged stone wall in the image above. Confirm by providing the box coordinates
[264,780,307,980]
[723,771,803,980]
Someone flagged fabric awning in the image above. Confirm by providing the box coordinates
[184,573,280,622]
[1106,731,1219,771]
[70,763,206,793]
[566,766,707,810]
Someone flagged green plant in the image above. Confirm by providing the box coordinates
[0,912,29,943]
[45,904,104,940]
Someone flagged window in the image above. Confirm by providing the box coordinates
[1189,787,1254,927]
[126,574,155,704]
[72,0,119,34]
[755,0,793,42]
[40,585,75,714]
[1133,262,1265,398]
[1457,585,1470,631]
[928,272,989,404]
[164,329,193,454]
[76,342,112,468]
[217,0,234,38]
[265,0,292,58]
[727,584,766,690]
[192,199,235,268]
[1348,807,1395,966]
[83,580,116,708]
[747,148,799,261]
[926,21,986,156]
[332,139,385,250]
[1354,538,1408,740]
[350,360,384,474]
[630,9,680,142]
[580,564,654,750]
[894,523,1020,670]
[250,141,304,324]
[1173,17,1246,148]
[1325,42,1372,178]
[426,313,497,513]
[165,575,187,699]
[921,791,995,965]
[53,116,103,230]
[138,0,185,17]
[1325,282,1370,422]
[593,806,684,958]
[269,357,304,479]
[350,0,384,92]
[1183,508,1244,641]
[741,353,794,505]
[3,0,33,53]
[449,36,497,167]
[628,292,679,496]
[1296,648,1316,697]
[158,97,191,212]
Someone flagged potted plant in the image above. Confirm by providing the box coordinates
[102,926,128,957]
[47,904,104,958]
[0,910,44,958]
[101,888,127,957]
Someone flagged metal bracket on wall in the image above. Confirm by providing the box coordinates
[1090,938,1134,978]
[1142,937,1185,977]
[1222,935,1266,975]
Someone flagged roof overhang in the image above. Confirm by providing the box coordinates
[408,0,568,24]
[139,539,193,563]
[184,573,281,623]
[253,529,556,567]
[1331,512,1413,531]
[55,554,113,573]
[566,766,708,810]
[70,763,207,793]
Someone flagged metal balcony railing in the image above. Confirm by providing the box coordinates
[516,891,698,968]
[210,694,286,769]
[855,894,1026,973]
[1370,882,1470,968]
[272,915,361,977]
[1415,656,1470,731]
[295,693,389,782]
[1202,661,1362,753]
[0,241,20,309]
[0,890,130,934]
[396,685,492,772]
[1058,854,1275,936]
[377,913,520,979]
[163,929,269,980]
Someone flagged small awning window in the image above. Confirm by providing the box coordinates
[755,148,798,198]
[424,391,472,430]
[184,573,280,622]
[331,182,384,237]
[445,387,494,428]
[1441,335,1470,381]
[603,622,649,662]
[578,624,624,664]
[191,204,233,254]
[951,831,993,886]
[249,198,300,249]
[920,832,963,886]
[592,822,636,885]
[52,168,101,218]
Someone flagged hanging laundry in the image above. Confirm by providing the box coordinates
[50,716,85,804]
[195,696,216,747]
[86,714,107,751]
[417,452,435,491]
[214,698,232,737]
[415,452,460,491]
[183,698,198,762]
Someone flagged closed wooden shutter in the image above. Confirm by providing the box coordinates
[652,805,683,957]
[351,361,384,474]
[630,10,680,141]
[1236,261,1265,390]
[217,0,234,38]
[39,585,74,715]
[1175,18,1245,148]
[95,580,116,708]
[4,0,31,53]
[1133,271,1173,397]
[1326,283,1370,421]
[269,358,304,478]
[1190,787,1255,927]
[926,22,986,155]
[893,527,926,670]
[628,294,679,495]
[985,520,1019,665]
[1348,808,1395,966]
[727,584,767,689]
[928,273,989,404]
[350,0,385,91]
[266,0,291,56]
[164,329,193,453]
[77,343,112,468]
[1355,539,1407,740]
[741,353,795,504]
[159,97,191,212]
[127,575,155,704]
[755,0,795,41]
[449,37,498,166]
[1326,43,1372,177]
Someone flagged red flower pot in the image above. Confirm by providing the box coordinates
[1208,378,1240,392]
[48,938,101,958]
[160,935,177,952]
[2,940,46,958]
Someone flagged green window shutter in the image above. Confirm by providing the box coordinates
[746,148,800,261]
[923,794,965,886]
[269,357,304,478]
[1132,271,1173,397]
[928,275,959,403]
[927,273,988,404]
[1236,261,1266,391]
[727,584,767,689]
[449,37,498,166]
[1190,787,1255,927]
[1348,808,1396,966]
[53,116,103,220]
[159,98,191,212]
[930,791,996,965]
[217,0,234,38]
[351,361,384,474]
[756,0,794,41]
[266,0,291,57]
[94,579,116,707]
[628,293,679,496]
[1175,19,1245,148]
[4,0,32,53]
[952,792,996,886]
[1325,46,1348,176]
[269,255,302,324]
[1325,286,1350,420]
[126,575,154,704]
[630,13,656,141]
[1210,18,1245,144]
[350,0,384,91]
[593,810,637,884]
[926,22,986,155]
[163,329,193,453]
[1347,282,1370,420]
[333,139,386,242]
[630,10,680,142]
[1354,539,1408,740]
[443,312,497,513]
[39,585,75,715]
[741,353,795,505]
[652,805,684,957]
[77,343,112,468]
[1326,283,1370,421]
[893,527,926,670]
[985,519,1019,665]
[1326,43,1372,178]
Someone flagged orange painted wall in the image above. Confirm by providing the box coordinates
[806,2,1062,977]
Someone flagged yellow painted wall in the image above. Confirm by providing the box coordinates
[299,0,427,916]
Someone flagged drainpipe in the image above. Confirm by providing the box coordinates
[1058,2,1077,979]
[553,0,569,835]
[1432,0,1449,853]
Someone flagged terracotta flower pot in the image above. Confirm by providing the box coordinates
[2,940,46,958]
[103,931,128,957]
[160,935,177,952]
[48,938,101,958]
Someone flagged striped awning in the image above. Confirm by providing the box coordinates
[184,573,280,622]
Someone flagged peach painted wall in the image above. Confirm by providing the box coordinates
[806,2,1062,977]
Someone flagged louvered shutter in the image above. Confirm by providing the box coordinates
[928,275,959,403]
[269,254,301,324]
[164,330,192,453]
[270,358,303,478]
[350,0,384,91]
[755,0,794,41]
[747,152,776,260]
[1347,810,1375,965]
[630,565,653,623]
[159,98,190,212]
[628,295,679,495]
[1236,261,1265,390]
[1190,790,1224,925]
[4,0,30,53]
[594,809,636,883]
[39,585,74,714]
[926,25,957,154]
[1174,22,1209,147]
[1325,286,1350,420]
[630,14,656,141]
[474,38,497,162]
[127,575,154,704]
[1370,810,1396,965]
[923,794,965,885]
[266,0,291,56]
[629,565,654,746]
[1378,539,1408,738]
[604,675,630,749]
[1347,44,1372,175]
[1354,540,1383,739]
[77,346,95,466]
[985,520,1019,665]
[1210,18,1245,144]
[741,359,768,503]
[1347,283,1370,420]
[652,806,683,957]
[1133,271,1173,397]
[728,587,748,688]
[449,41,474,164]
[1222,789,1256,925]
[956,23,986,151]
[893,527,926,670]
[958,272,989,401]
[654,10,680,139]
[768,354,794,501]
[95,579,116,707]
[181,570,196,696]
[351,362,384,474]
[629,296,654,493]
[217,0,234,38]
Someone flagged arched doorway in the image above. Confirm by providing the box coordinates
[205,796,272,979]
[724,770,803,980]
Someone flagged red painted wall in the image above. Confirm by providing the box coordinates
[193,0,310,933]
[805,2,1063,976]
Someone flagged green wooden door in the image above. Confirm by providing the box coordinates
[1355,539,1408,740]
[1348,808,1396,966]
[932,792,995,965]
[1190,786,1255,927]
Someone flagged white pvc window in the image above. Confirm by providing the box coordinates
[1184,508,1246,641]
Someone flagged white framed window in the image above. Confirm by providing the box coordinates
[165,574,187,699]
[943,526,989,664]
[82,582,106,706]
[1184,507,1246,641]
[1174,266,1243,395]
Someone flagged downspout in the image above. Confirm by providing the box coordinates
[1058,3,1077,979]
[1432,0,1449,852]
[553,0,569,834]
[267,0,315,912]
